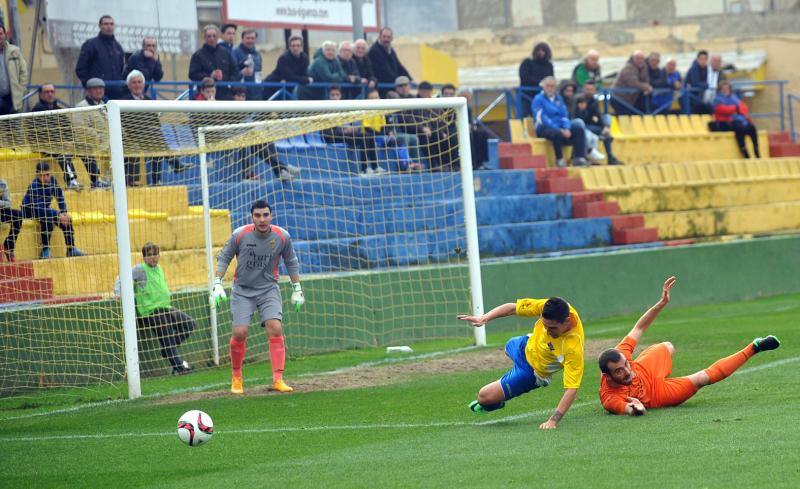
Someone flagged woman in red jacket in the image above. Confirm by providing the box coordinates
[711,80,760,158]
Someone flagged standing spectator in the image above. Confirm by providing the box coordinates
[189,25,238,100]
[368,27,410,96]
[123,37,164,88]
[704,54,726,106]
[297,41,346,100]
[531,76,588,168]
[612,50,652,115]
[572,50,602,89]
[685,50,710,114]
[338,41,361,98]
[114,242,195,375]
[0,25,28,115]
[232,29,262,101]
[21,162,85,259]
[711,80,760,159]
[218,24,237,53]
[578,81,621,165]
[0,177,22,261]
[73,78,109,188]
[264,35,311,100]
[353,39,377,90]
[75,15,125,99]
[518,42,553,118]
[444,85,491,171]
[30,84,82,190]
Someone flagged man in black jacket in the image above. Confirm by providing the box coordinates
[189,25,238,100]
[123,37,164,86]
[264,35,311,100]
[353,39,377,90]
[75,15,125,99]
[518,42,553,118]
[368,27,410,97]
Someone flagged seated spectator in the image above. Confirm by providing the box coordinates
[415,81,457,171]
[710,80,760,159]
[189,25,237,100]
[531,76,588,167]
[264,35,311,100]
[559,80,578,112]
[123,37,164,90]
[0,177,22,261]
[338,41,362,98]
[121,70,147,186]
[577,81,621,165]
[394,76,413,98]
[123,70,148,101]
[74,78,110,188]
[357,88,391,175]
[297,41,346,100]
[30,84,84,191]
[612,50,652,115]
[368,27,410,96]
[21,162,85,259]
[194,76,216,101]
[353,39,377,90]
[685,50,711,114]
[572,94,609,165]
[572,50,602,89]
[518,42,553,118]
[443,85,492,170]
[652,56,682,113]
[114,242,195,375]
[382,87,424,169]
[417,80,434,98]
[232,29,262,101]
[322,87,385,176]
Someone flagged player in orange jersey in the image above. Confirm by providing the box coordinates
[598,276,781,416]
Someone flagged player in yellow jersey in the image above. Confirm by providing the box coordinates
[458,297,584,429]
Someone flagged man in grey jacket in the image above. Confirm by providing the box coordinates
[0,25,28,115]
[0,178,22,261]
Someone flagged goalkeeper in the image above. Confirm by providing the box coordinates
[598,276,781,416]
[213,200,304,395]
[458,296,585,430]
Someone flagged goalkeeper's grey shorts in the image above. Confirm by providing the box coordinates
[230,286,283,326]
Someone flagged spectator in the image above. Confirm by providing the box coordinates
[685,50,711,114]
[612,50,652,115]
[21,162,85,259]
[74,78,110,188]
[123,70,148,100]
[193,76,216,101]
[297,41,346,100]
[338,41,361,98]
[559,80,578,113]
[368,27,410,96]
[572,94,607,164]
[123,37,164,88]
[646,52,668,112]
[445,85,492,171]
[411,81,456,171]
[394,76,413,98]
[232,29,262,101]
[218,23,237,53]
[711,80,760,159]
[0,177,22,261]
[30,84,83,190]
[572,49,602,88]
[264,35,311,100]
[382,84,424,169]
[652,56,681,113]
[417,80,433,98]
[122,71,147,186]
[353,39,377,90]
[0,25,28,115]
[189,25,238,100]
[531,76,588,168]
[356,88,390,176]
[578,81,621,165]
[518,42,553,118]
[75,15,125,99]
[114,242,195,375]
[704,54,726,105]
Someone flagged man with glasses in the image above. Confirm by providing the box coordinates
[76,15,125,99]
[189,24,238,100]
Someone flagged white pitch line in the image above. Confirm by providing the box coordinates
[734,355,800,375]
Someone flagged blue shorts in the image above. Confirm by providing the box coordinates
[500,335,550,400]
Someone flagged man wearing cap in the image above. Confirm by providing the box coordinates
[369,27,410,97]
[75,78,110,188]
[394,76,413,98]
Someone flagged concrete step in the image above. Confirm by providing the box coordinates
[498,142,532,157]
[0,277,54,303]
[500,154,547,170]
[537,177,584,194]
[769,143,800,157]
[0,262,34,280]
[534,168,568,180]
[570,191,605,205]
[612,227,660,245]
[610,214,645,230]
[573,200,620,218]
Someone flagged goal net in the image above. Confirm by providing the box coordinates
[0,98,483,400]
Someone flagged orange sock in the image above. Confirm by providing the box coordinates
[230,337,246,378]
[704,343,755,384]
[269,336,286,382]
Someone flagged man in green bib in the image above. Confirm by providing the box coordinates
[115,242,196,375]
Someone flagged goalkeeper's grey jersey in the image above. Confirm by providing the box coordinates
[216,224,300,297]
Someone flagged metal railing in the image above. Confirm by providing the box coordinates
[788,94,800,142]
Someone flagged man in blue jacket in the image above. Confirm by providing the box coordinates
[75,15,125,99]
[232,29,262,101]
[531,76,588,167]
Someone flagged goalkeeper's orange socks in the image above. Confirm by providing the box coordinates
[230,337,246,378]
[704,343,755,384]
[269,336,286,382]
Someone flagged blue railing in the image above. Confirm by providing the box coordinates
[788,94,799,142]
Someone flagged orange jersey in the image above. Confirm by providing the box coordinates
[599,336,669,414]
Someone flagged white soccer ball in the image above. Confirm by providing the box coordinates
[177,410,214,446]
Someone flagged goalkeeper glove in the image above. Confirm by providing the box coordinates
[211,277,228,307]
[290,282,305,312]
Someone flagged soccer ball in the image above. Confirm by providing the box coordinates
[177,410,214,446]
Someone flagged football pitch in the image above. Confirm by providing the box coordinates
[2,293,799,488]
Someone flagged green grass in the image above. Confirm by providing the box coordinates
[2,293,799,488]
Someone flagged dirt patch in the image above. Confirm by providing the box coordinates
[155,339,616,405]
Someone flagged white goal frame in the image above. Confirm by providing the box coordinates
[107,98,485,399]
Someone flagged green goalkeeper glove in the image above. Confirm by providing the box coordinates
[211,277,228,308]
[290,282,304,312]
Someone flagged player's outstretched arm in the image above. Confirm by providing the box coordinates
[457,302,516,327]
[624,397,646,416]
[540,388,578,429]
[626,276,676,343]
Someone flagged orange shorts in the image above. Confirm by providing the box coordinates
[635,342,699,408]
